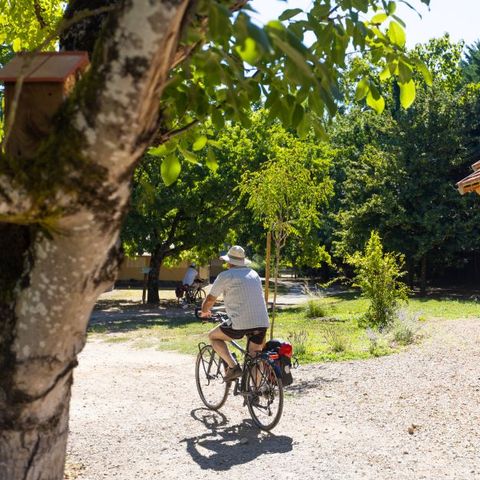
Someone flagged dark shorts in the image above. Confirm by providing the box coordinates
[220,323,267,345]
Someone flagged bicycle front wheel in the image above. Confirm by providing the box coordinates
[195,345,230,410]
[245,358,284,431]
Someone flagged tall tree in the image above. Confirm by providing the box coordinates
[331,37,480,293]
[239,124,333,336]
[0,0,430,477]
[461,40,480,84]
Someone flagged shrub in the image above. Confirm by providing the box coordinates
[365,327,389,356]
[347,231,408,329]
[304,300,328,319]
[323,325,349,353]
[389,309,422,346]
[287,330,308,356]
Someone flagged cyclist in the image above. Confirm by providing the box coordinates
[182,263,199,288]
[200,245,269,382]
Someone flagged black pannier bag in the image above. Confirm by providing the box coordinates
[175,285,185,299]
[263,339,294,386]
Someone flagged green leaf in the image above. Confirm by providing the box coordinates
[192,135,208,151]
[416,61,433,86]
[399,80,416,109]
[371,13,388,24]
[355,78,370,101]
[387,1,396,15]
[266,20,284,31]
[179,147,198,164]
[206,149,219,172]
[388,21,406,48]
[366,89,385,114]
[297,112,311,138]
[161,155,181,186]
[398,61,412,83]
[291,103,304,129]
[12,38,21,52]
[235,37,261,65]
[279,8,303,21]
[211,108,225,130]
[271,36,314,80]
[148,144,169,157]
[379,67,391,82]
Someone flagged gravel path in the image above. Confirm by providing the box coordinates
[67,318,480,480]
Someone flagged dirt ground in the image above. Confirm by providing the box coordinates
[66,315,480,480]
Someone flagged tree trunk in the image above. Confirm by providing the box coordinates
[0,220,123,479]
[270,243,281,340]
[147,246,165,304]
[406,257,414,289]
[0,1,191,477]
[474,251,480,283]
[420,254,427,296]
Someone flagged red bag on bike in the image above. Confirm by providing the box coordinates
[263,339,294,386]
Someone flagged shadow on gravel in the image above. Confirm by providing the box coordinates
[88,309,198,333]
[181,409,293,471]
[285,373,338,395]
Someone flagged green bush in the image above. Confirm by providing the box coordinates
[347,231,408,329]
[287,330,308,356]
[389,309,421,345]
[323,325,349,353]
[365,327,389,356]
[304,300,328,319]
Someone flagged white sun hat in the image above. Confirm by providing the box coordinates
[220,245,251,266]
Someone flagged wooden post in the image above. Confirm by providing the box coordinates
[264,231,271,305]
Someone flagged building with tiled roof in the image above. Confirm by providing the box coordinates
[457,160,480,194]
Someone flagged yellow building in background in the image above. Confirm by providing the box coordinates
[117,255,223,282]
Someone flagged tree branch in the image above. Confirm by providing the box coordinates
[169,0,250,70]
[33,0,47,29]
[158,118,199,144]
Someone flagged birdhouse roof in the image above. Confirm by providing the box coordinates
[0,51,89,83]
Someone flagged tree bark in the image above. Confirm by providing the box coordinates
[420,254,427,296]
[406,257,414,289]
[474,251,480,283]
[147,245,164,304]
[0,1,191,477]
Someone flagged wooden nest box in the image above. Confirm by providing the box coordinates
[0,51,89,158]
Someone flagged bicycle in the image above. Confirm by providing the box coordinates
[184,279,207,305]
[195,310,284,431]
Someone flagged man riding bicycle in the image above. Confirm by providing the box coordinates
[200,245,269,382]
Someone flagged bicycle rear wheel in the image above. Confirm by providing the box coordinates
[245,358,284,431]
[195,344,230,410]
[194,288,206,304]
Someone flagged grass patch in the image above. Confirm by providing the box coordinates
[304,300,328,319]
[103,336,130,344]
[89,291,480,364]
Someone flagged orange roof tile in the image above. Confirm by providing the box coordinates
[457,168,480,195]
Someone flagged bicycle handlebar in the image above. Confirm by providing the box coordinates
[194,307,228,323]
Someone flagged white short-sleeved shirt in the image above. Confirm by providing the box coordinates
[182,267,198,286]
[209,266,269,330]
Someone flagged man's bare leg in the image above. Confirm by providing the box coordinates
[248,341,263,387]
[208,325,236,368]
